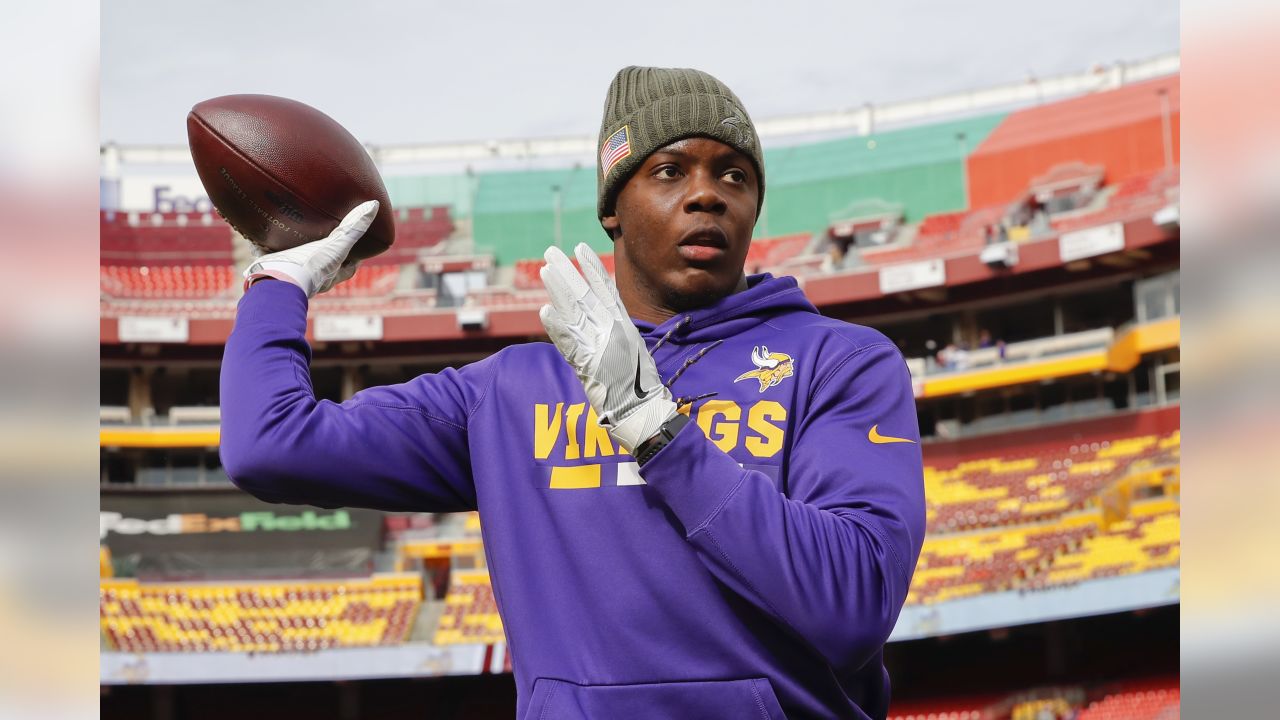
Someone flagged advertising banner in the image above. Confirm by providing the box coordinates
[101,489,384,578]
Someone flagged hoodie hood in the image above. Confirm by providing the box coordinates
[634,274,819,346]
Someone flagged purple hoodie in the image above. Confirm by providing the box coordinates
[221,273,925,719]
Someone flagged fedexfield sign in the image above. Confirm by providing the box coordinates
[100,509,353,539]
[100,489,382,556]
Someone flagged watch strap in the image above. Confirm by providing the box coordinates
[634,412,691,467]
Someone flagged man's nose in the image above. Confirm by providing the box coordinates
[683,171,727,214]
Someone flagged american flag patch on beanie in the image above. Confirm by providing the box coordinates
[600,125,632,175]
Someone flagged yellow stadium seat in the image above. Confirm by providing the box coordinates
[99,575,422,653]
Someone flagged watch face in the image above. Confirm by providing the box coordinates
[666,412,690,435]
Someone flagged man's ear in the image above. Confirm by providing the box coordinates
[601,214,621,241]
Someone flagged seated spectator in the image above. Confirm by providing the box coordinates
[936,342,960,370]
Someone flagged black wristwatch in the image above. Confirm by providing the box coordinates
[633,412,691,467]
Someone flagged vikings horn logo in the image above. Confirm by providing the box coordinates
[734,346,795,393]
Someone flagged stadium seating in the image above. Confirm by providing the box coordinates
[1050,166,1179,235]
[907,519,1097,605]
[374,206,454,265]
[887,699,987,720]
[100,263,435,317]
[1026,501,1180,589]
[888,678,1177,720]
[100,206,451,310]
[99,298,239,320]
[925,429,1180,532]
[464,287,549,309]
[1011,697,1074,720]
[432,570,505,645]
[99,168,1178,315]
[100,265,238,300]
[1076,686,1180,720]
[744,233,813,273]
[366,422,1180,613]
[907,420,1180,605]
[858,204,1003,267]
[513,252,616,291]
[855,163,1177,270]
[386,511,482,542]
[100,211,235,266]
[888,710,981,720]
[100,575,421,653]
[101,289,440,319]
[319,265,401,298]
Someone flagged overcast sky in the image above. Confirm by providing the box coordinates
[101,0,1178,146]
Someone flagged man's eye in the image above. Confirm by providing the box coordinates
[655,166,680,179]
[724,169,747,184]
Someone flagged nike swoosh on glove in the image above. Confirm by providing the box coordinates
[243,200,379,298]
[539,243,678,454]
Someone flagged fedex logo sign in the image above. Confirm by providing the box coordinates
[117,176,215,212]
[154,185,213,213]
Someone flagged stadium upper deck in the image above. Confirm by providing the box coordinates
[100,59,1179,350]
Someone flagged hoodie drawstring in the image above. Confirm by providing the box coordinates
[648,315,724,412]
[649,315,689,356]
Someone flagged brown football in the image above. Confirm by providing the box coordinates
[186,94,394,262]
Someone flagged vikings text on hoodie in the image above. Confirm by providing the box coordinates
[221,274,926,720]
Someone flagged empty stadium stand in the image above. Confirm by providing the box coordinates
[512,252,616,291]
[99,171,1178,324]
[907,519,1097,605]
[1077,685,1180,720]
[966,75,1179,208]
[887,692,999,720]
[856,160,1176,269]
[858,204,1003,267]
[888,707,982,720]
[887,678,1178,720]
[745,232,813,273]
[924,424,1179,532]
[100,206,452,313]
[375,206,454,265]
[762,113,1006,237]
[1027,500,1179,590]
[470,166,605,264]
[100,211,235,266]
[432,570,504,646]
[462,287,547,310]
[100,575,422,653]
[101,289,441,320]
[904,408,1179,604]
[1011,698,1074,720]
[320,265,401,297]
[1050,166,1179,235]
[344,413,1181,622]
[100,265,237,299]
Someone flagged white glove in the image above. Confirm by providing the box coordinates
[539,243,678,454]
[244,200,379,298]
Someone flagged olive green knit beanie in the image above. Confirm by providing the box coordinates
[596,66,765,223]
